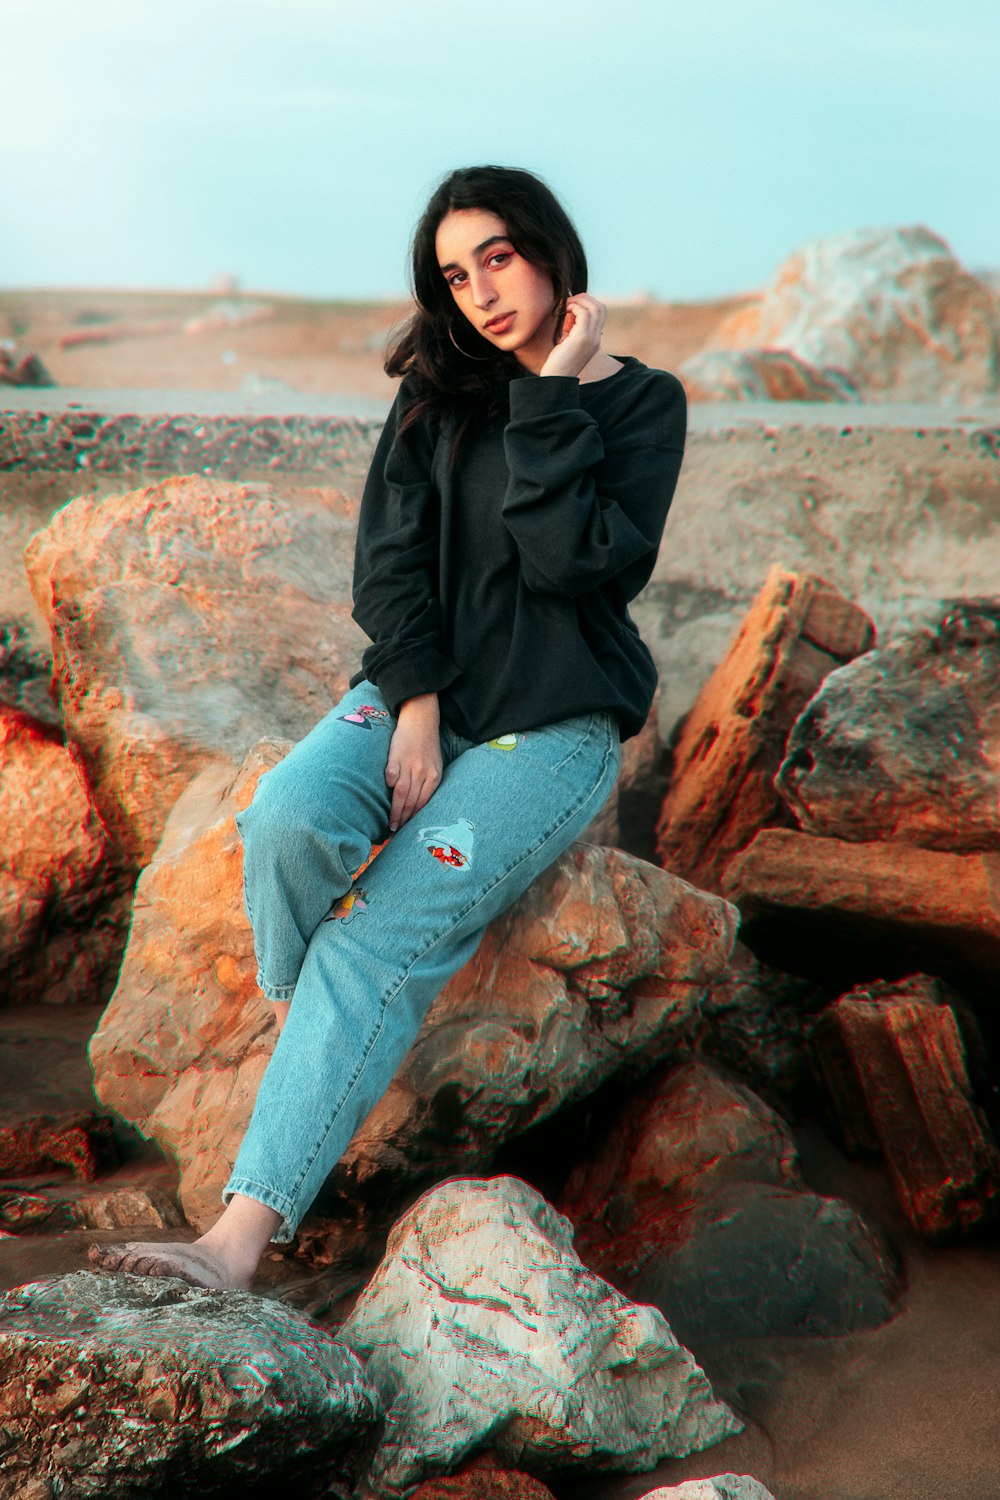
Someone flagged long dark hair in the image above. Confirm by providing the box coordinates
[385,165,588,459]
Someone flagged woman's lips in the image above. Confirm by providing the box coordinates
[484,312,515,334]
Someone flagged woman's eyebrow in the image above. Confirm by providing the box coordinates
[439,235,511,274]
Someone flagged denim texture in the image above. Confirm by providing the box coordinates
[225,679,621,1241]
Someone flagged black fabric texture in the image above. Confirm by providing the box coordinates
[349,354,687,744]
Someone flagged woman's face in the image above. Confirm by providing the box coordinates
[434,207,559,373]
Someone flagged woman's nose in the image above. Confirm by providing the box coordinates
[470,272,497,309]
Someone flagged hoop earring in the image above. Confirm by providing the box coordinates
[448,318,493,362]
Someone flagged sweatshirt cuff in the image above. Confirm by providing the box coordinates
[508,374,582,418]
[374,649,461,718]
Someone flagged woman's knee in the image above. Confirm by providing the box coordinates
[236,770,365,889]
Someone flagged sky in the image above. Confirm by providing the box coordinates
[1,0,998,303]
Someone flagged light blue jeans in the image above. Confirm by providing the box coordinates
[224,679,621,1241]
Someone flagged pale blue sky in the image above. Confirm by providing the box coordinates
[2,0,997,300]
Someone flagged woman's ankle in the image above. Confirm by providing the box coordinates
[197,1194,286,1279]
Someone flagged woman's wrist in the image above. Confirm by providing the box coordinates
[398,692,440,720]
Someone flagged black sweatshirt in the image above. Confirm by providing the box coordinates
[349,355,687,744]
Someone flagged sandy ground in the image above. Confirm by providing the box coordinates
[0,286,753,398]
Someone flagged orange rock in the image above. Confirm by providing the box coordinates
[0,704,126,1005]
[655,568,874,892]
[722,828,1000,994]
[24,475,366,864]
[813,975,1000,1239]
[89,741,739,1256]
[409,1452,556,1499]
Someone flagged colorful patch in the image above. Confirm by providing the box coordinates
[324,887,368,923]
[488,733,518,751]
[418,817,475,870]
[338,704,389,729]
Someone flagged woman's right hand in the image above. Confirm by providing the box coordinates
[385,693,443,831]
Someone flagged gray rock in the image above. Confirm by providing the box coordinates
[776,598,1000,851]
[340,1176,741,1498]
[681,347,859,402]
[706,223,1000,403]
[560,1060,900,1341]
[638,1478,776,1500]
[632,1179,900,1341]
[0,1270,381,1499]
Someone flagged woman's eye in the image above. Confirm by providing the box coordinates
[488,252,512,268]
[447,273,466,288]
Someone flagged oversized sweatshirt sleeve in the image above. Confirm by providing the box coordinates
[501,370,687,598]
[351,385,461,715]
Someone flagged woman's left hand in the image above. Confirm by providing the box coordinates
[539,293,607,379]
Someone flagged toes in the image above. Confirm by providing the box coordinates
[88,1242,128,1271]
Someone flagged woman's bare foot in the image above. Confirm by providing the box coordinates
[88,1193,285,1291]
[88,1239,244,1290]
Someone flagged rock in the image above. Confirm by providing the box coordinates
[0,1111,118,1182]
[722,829,1000,995]
[707,224,1000,403]
[68,1186,183,1232]
[695,942,829,1112]
[681,348,859,402]
[813,974,1000,1239]
[89,743,739,1256]
[183,299,277,335]
[655,567,874,892]
[0,617,58,727]
[560,1061,899,1340]
[637,1478,776,1500]
[408,1452,557,1498]
[0,339,54,387]
[776,599,1000,852]
[0,1270,380,1499]
[339,1176,741,1497]
[0,1191,56,1231]
[24,475,366,864]
[0,1184,180,1236]
[0,705,128,1006]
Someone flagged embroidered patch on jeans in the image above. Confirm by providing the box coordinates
[488,733,518,751]
[418,817,475,869]
[338,705,389,729]
[324,887,369,923]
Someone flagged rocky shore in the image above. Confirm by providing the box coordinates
[1,224,999,1499]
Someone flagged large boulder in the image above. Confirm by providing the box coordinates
[339,1176,741,1497]
[0,704,128,1006]
[723,829,1000,996]
[707,224,1000,403]
[776,599,1000,851]
[24,475,365,864]
[89,743,739,1258]
[0,1270,381,1499]
[655,567,874,892]
[560,1061,900,1340]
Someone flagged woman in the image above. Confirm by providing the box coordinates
[90,165,687,1289]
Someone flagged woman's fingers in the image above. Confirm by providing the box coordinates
[388,761,441,830]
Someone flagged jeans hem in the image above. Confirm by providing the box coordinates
[258,975,296,1002]
[222,1176,297,1243]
